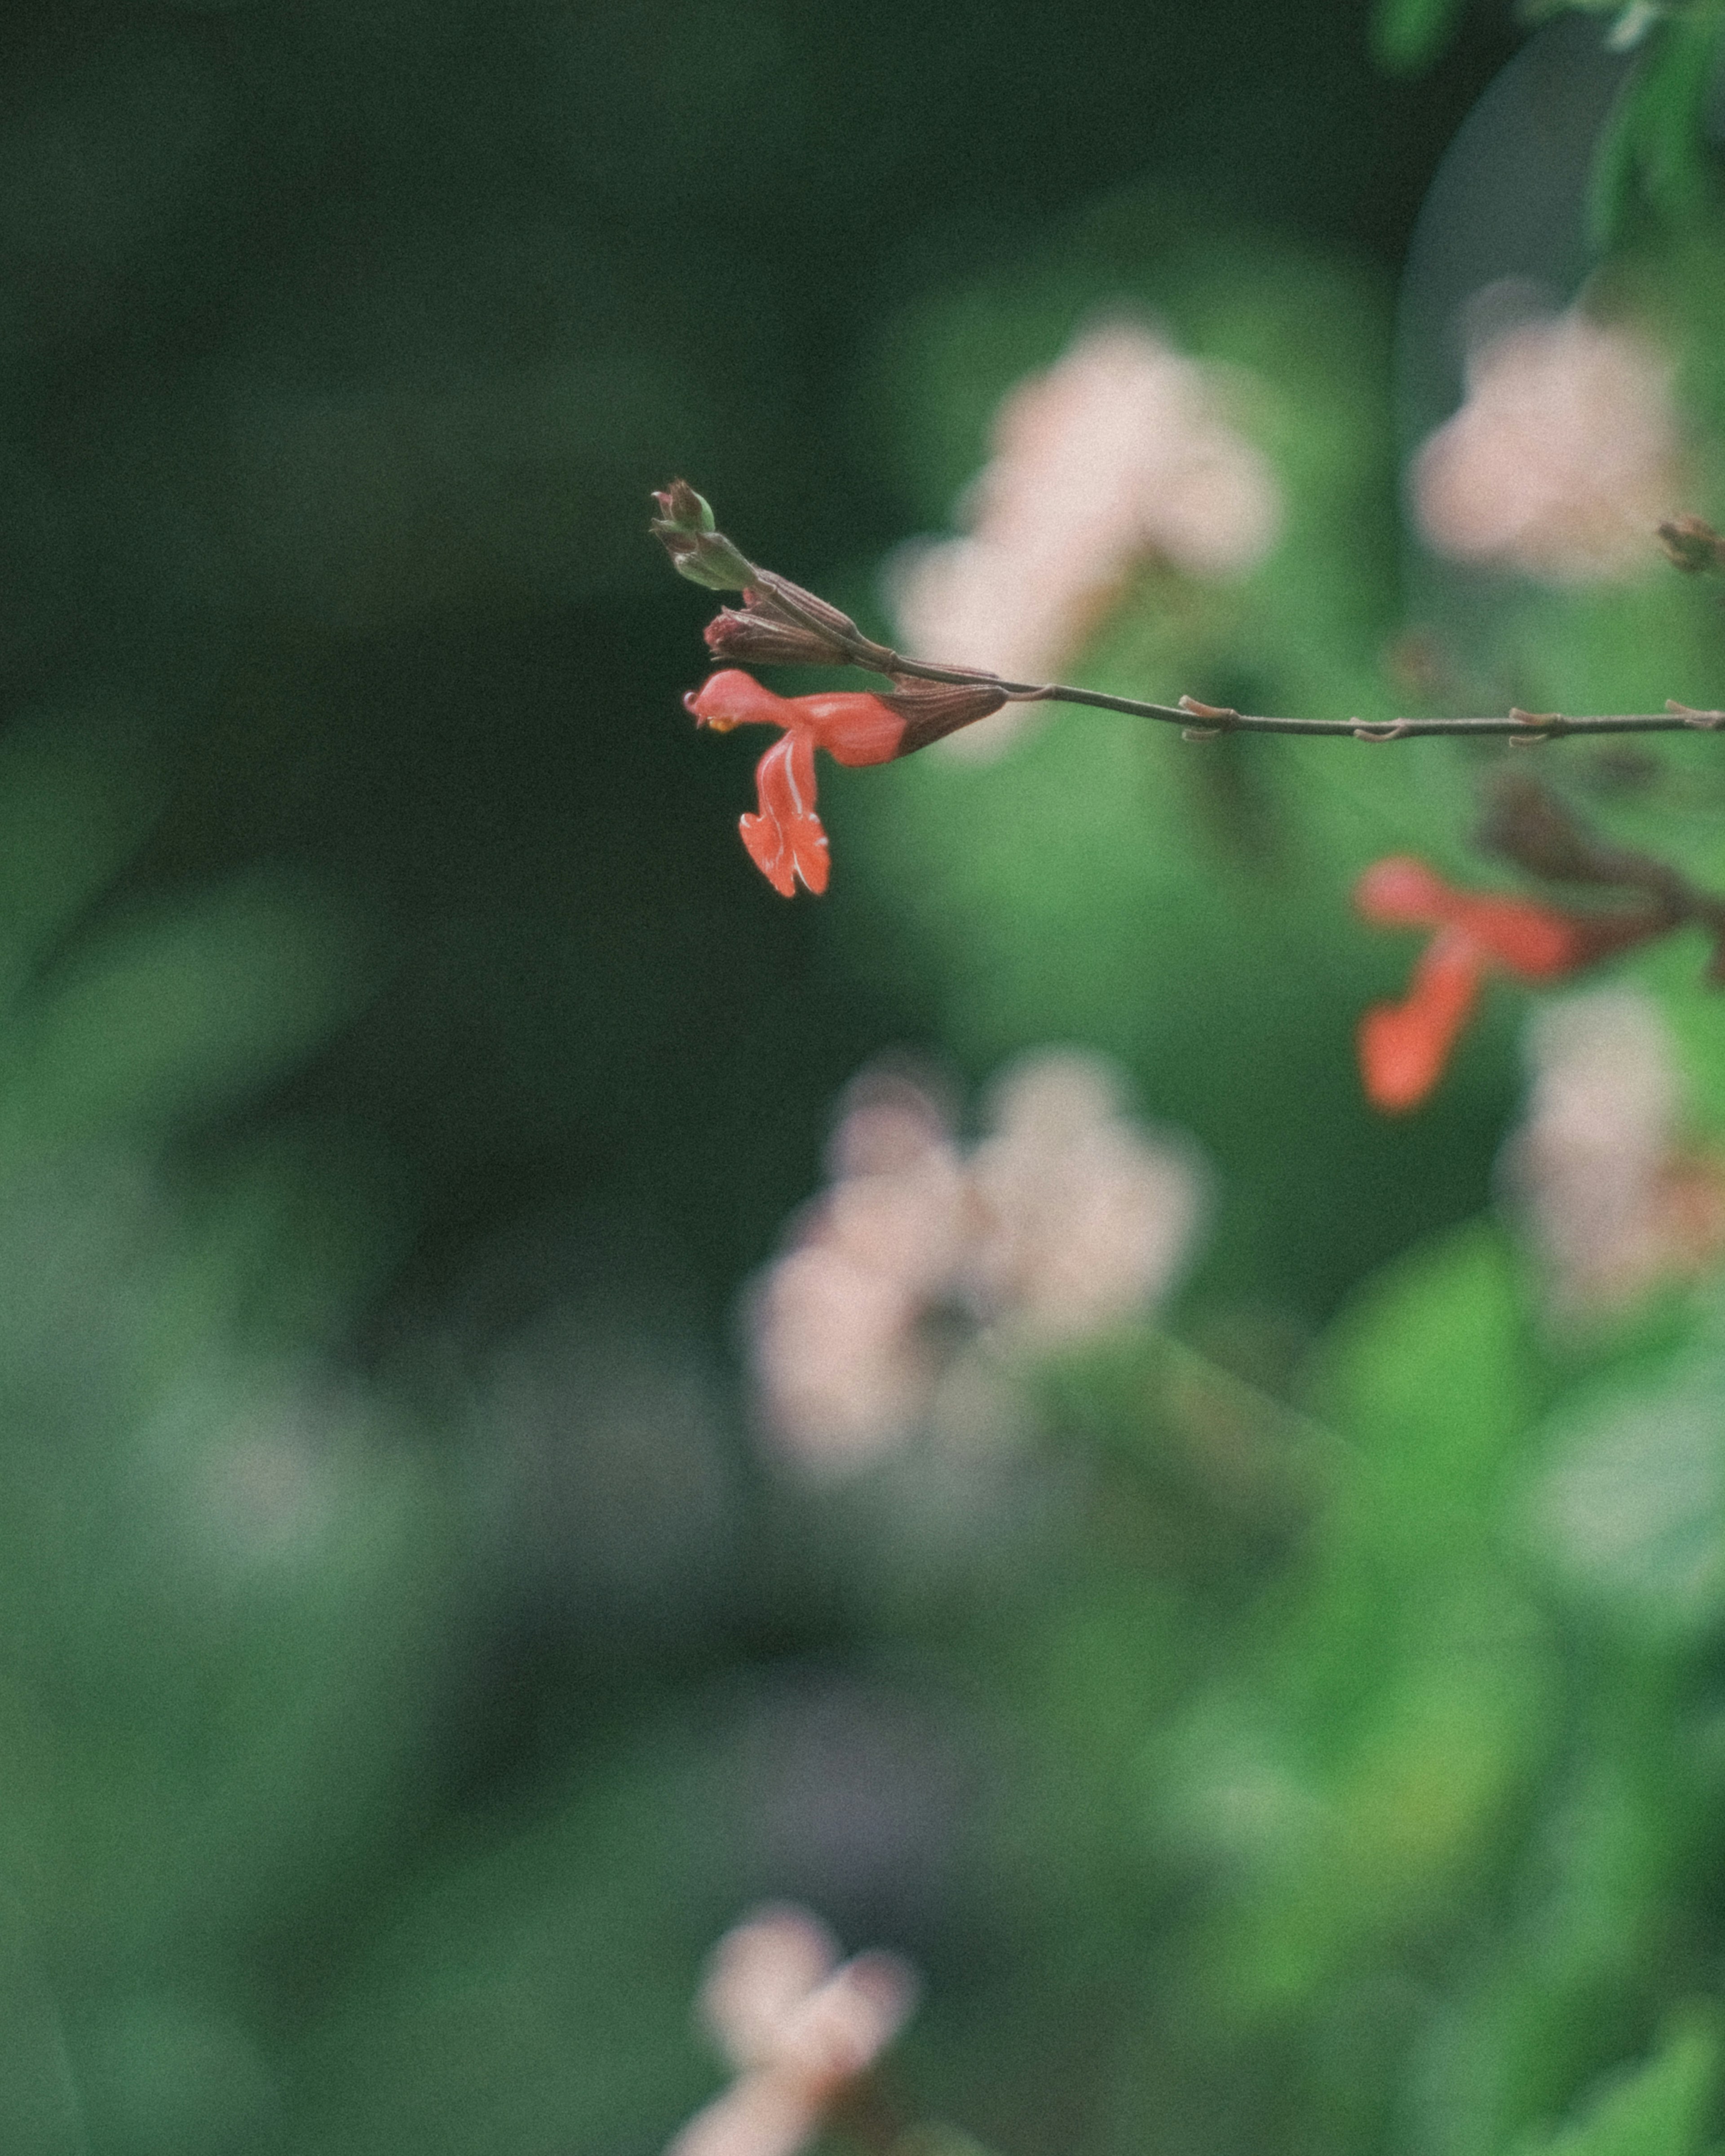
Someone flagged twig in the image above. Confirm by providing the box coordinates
[652,484,1725,746]
[1482,771,1725,979]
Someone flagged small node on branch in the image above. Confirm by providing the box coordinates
[1668,699,1725,729]
[1351,722,1410,742]
[1177,695,1240,729]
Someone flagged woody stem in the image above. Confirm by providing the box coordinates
[705,526,1725,742]
[760,565,1725,741]
[861,652,1724,741]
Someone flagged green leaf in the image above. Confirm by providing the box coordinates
[1514,2017,1720,2156]
[1310,1219,1539,1520]
[1588,13,1725,246]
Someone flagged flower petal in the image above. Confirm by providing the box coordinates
[792,692,906,767]
[1358,931,1486,1113]
[689,669,796,732]
[1354,856,1455,928]
[740,731,830,896]
[1449,892,1584,980]
[1355,855,1587,980]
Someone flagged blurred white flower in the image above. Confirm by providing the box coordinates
[664,1906,918,2156]
[1412,304,1682,583]
[1502,988,1725,1319]
[748,1077,969,1474]
[969,1052,1205,1344]
[886,321,1281,757]
[748,1051,1208,1475]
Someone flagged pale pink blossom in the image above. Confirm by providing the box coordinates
[968,1053,1207,1343]
[665,1907,918,2156]
[886,322,1281,757]
[1502,988,1725,1319]
[748,1052,1208,1473]
[748,1245,935,1473]
[1412,305,1682,583]
[748,1075,969,1473]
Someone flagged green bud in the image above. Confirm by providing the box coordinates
[665,532,756,591]
[649,482,756,590]
[650,479,716,535]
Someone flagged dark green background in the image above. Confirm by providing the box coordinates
[34,9,1725,2156]
[0,0,1517,1322]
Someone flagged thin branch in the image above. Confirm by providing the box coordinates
[651,483,1725,745]
[880,674,1725,742]
[1482,770,1725,978]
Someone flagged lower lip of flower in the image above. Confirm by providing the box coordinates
[1358,931,1485,1112]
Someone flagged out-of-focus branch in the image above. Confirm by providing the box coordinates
[1482,771,1725,979]
[651,482,1725,745]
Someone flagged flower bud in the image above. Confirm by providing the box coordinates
[705,608,852,668]
[652,479,717,536]
[745,572,867,649]
[650,481,757,591]
[880,679,1010,752]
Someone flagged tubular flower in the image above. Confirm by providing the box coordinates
[687,667,1005,896]
[1354,856,1590,1113]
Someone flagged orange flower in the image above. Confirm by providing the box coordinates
[687,668,1005,896]
[1354,856,1588,1113]
[686,670,903,897]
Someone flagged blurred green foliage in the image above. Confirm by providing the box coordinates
[9,3,1725,2156]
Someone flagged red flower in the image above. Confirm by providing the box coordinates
[686,670,905,896]
[1353,856,1588,1113]
[686,668,1007,897]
